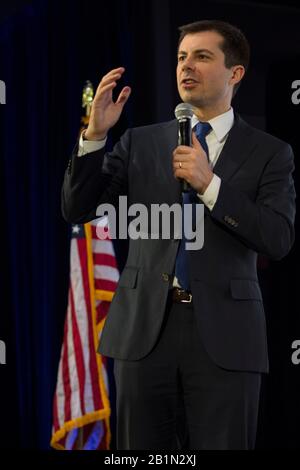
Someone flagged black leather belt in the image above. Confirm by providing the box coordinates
[172,288,193,303]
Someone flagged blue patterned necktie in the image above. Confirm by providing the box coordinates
[175,121,212,290]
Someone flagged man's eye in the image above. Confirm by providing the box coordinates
[178,56,185,62]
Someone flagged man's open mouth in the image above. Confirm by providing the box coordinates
[181,78,198,87]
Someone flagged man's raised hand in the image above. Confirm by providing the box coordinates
[85,67,131,141]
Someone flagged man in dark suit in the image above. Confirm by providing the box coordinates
[62,20,296,449]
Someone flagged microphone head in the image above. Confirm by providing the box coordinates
[174,102,194,120]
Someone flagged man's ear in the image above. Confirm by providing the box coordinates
[230,65,245,87]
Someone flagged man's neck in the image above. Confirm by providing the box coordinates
[193,104,231,122]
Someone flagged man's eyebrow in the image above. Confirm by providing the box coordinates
[177,49,215,56]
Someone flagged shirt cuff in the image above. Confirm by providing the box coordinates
[197,174,221,210]
[77,131,107,157]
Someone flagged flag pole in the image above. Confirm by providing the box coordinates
[74,81,94,451]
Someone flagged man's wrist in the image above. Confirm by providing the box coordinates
[199,171,214,195]
[78,130,107,157]
[83,129,107,141]
[197,174,221,211]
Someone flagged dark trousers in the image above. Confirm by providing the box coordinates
[113,295,261,450]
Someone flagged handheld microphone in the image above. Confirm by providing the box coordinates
[174,103,194,192]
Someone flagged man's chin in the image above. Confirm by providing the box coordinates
[179,90,204,106]
[180,95,205,108]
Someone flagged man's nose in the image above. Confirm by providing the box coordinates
[182,58,195,71]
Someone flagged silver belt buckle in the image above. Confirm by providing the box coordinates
[182,293,192,303]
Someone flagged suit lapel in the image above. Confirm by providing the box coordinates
[213,113,257,182]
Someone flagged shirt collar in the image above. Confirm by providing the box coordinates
[192,107,234,143]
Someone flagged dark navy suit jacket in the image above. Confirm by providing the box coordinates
[62,114,296,373]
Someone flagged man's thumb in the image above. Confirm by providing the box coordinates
[192,131,201,149]
[116,86,131,105]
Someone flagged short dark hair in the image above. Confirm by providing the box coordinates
[178,20,250,96]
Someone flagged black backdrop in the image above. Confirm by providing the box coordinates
[0,0,299,450]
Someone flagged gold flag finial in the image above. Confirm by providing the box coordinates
[81,81,94,126]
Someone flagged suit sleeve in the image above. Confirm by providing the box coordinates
[210,143,296,260]
[61,129,131,224]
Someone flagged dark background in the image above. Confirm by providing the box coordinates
[0,0,299,450]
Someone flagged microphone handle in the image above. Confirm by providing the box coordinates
[178,119,192,192]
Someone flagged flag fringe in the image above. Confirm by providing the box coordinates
[51,413,111,450]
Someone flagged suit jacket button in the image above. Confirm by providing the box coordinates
[162,273,170,282]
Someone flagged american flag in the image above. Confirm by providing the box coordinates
[51,218,119,450]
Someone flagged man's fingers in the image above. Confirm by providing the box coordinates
[173,149,192,162]
[100,72,123,88]
[173,168,189,181]
[174,145,192,155]
[116,87,131,105]
[95,68,130,105]
[94,67,125,96]
[102,67,125,81]
[93,82,117,102]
